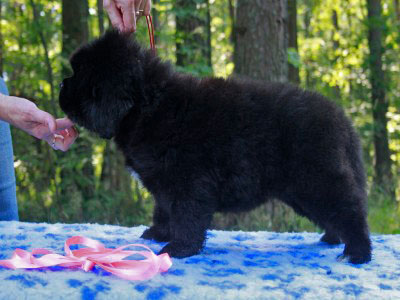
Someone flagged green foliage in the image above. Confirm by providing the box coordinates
[368,187,400,234]
[213,201,318,232]
[1,0,399,233]
[3,0,153,226]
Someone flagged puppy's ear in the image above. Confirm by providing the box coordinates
[86,84,134,139]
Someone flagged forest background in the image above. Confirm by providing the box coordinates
[1,0,399,233]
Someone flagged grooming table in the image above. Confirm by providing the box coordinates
[0,221,399,299]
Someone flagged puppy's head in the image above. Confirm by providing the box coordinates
[59,30,145,139]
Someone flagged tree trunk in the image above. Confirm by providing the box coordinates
[101,141,132,196]
[303,4,312,88]
[29,0,57,115]
[228,0,236,47]
[62,0,89,77]
[234,0,288,82]
[205,0,212,68]
[332,10,340,49]
[395,0,400,22]
[214,0,290,231]
[175,0,212,74]
[61,0,94,221]
[331,9,341,103]
[97,0,104,34]
[367,0,394,196]
[288,0,300,84]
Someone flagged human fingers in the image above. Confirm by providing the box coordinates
[131,0,139,31]
[61,127,79,142]
[136,0,150,18]
[29,108,57,138]
[104,0,124,31]
[43,133,61,150]
[143,0,151,16]
[56,117,74,131]
[46,126,78,152]
[55,127,78,152]
[134,0,144,18]
[118,0,135,32]
[55,117,79,150]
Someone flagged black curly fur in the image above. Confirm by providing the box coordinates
[59,30,371,263]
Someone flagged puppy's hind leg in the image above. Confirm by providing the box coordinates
[316,183,370,264]
[290,169,370,263]
[284,198,341,245]
[330,194,371,264]
[141,202,171,242]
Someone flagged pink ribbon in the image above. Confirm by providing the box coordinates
[0,236,172,281]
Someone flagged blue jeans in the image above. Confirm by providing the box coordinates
[0,78,19,220]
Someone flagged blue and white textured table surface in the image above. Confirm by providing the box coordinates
[0,221,399,299]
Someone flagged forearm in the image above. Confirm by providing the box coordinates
[0,93,12,123]
[0,94,30,126]
[0,93,78,150]
[0,94,40,129]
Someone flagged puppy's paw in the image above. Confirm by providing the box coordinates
[140,226,171,242]
[339,239,372,264]
[320,232,341,245]
[158,241,203,258]
[337,248,371,264]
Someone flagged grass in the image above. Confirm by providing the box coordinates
[212,188,400,234]
[368,188,400,234]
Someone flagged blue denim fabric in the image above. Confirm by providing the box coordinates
[0,78,19,220]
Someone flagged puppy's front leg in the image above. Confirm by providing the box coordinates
[159,199,214,258]
[141,202,171,242]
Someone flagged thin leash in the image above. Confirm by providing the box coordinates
[146,15,156,54]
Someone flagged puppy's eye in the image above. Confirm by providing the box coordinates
[59,82,64,89]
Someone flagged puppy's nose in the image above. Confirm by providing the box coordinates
[59,82,64,89]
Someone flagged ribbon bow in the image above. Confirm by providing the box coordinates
[0,236,172,281]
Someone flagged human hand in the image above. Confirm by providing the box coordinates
[0,96,78,151]
[52,118,79,152]
[104,0,151,32]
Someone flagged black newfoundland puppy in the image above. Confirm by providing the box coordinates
[59,30,371,264]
